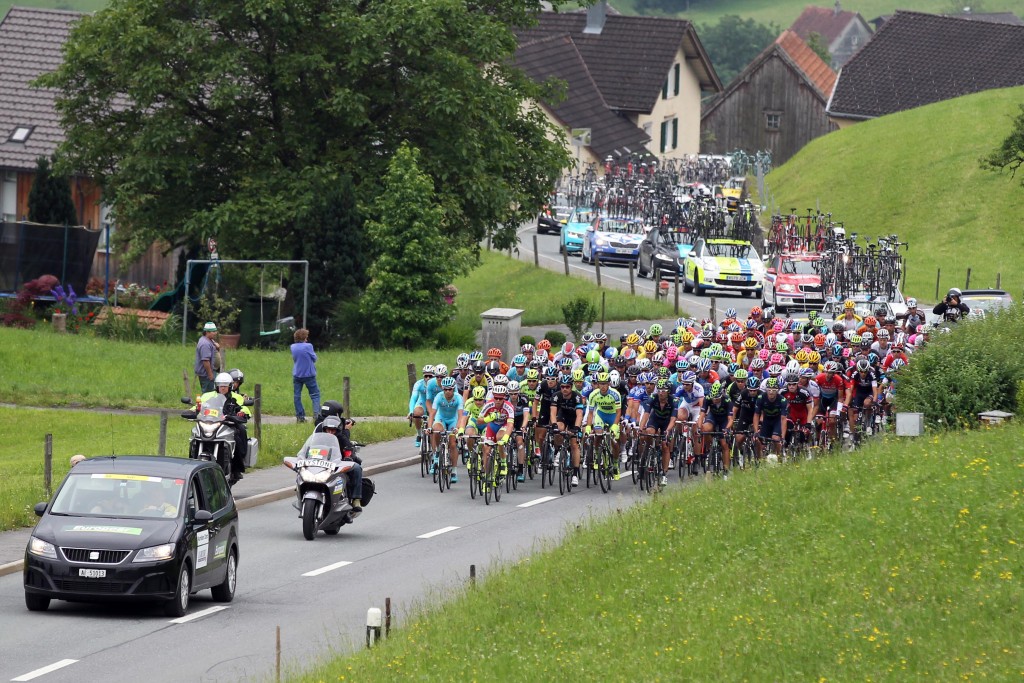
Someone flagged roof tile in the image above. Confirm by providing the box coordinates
[790,5,862,43]
[775,30,836,99]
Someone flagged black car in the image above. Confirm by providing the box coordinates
[637,228,695,276]
[537,204,572,235]
[24,456,240,616]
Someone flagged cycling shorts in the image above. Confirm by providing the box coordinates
[759,417,783,439]
[850,391,873,410]
[647,416,672,434]
[465,416,481,432]
[593,411,616,430]
[819,394,840,414]
[434,415,459,431]
[703,411,729,432]
[537,405,554,427]
[485,421,508,440]
[556,410,581,429]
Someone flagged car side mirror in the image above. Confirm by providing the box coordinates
[766,267,776,275]
[193,509,213,524]
[34,502,47,517]
[243,397,255,407]
[181,397,192,404]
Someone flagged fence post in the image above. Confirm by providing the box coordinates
[601,292,606,333]
[407,363,417,395]
[254,383,263,443]
[654,267,661,299]
[44,434,53,498]
[533,235,539,267]
[996,272,1001,289]
[563,250,570,276]
[275,625,281,683]
[385,596,392,637]
[935,267,941,301]
[674,272,680,315]
[594,258,602,287]
[629,263,635,295]
[710,297,717,326]
[965,268,971,289]
[343,376,351,419]
[158,411,168,456]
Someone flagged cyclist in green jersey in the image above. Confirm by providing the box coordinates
[585,372,623,465]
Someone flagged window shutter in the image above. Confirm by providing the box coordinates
[673,64,680,96]
[660,121,668,153]
[662,77,668,100]
[671,118,678,150]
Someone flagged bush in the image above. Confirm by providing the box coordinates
[520,335,536,346]
[896,304,1024,427]
[562,296,597,343]
[434,323,477,350]
[544,330,566,347]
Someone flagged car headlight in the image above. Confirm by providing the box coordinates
[778,283,799,293]
[28,536,57,560]
[300,468,333,484]
[595,238,606,246]
[702,258,719,271]
[134,543,175,563]
[655,253,671,260]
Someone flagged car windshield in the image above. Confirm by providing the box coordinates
[553,207,572,221]
[600,219,643,235]
[706,243,755,259]
[50,473,184,518]
[962,296,1012,312]
[571,209,595,224]
[664,231,694,246]
[781,259,818,275]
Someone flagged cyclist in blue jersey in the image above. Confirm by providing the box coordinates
[408,365,434,448]
[428,376,464,482]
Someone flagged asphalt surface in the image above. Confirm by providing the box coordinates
[515,223,759,323]
[0,435,683,683]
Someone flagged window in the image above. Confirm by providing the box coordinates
[662,77,668,100]
[199,468,228,512]
[673,63,680,97]
[662,64,681,99]
[8,126,33,143]
[660,118,679,154]
[1,171,17,223]
[766,113,781,130]
[672,118,678,149]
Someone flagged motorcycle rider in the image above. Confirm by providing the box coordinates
[321,416,362,510]
[196,372,250,483]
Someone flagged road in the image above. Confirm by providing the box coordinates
[515,223,760,322]
[1,456,657,683]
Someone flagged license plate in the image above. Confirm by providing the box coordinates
[615,248,634,254]
[79,568,106,578]
[726,275,748,282]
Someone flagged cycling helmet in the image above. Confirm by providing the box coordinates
[696,358,712,373]
[847,332,860,343]
[587,362,602,374]
[637,328,650,341]
[655,378,670,391]
[507,380,520,392]
[843,299,856,310]
[889,358,907,372]
[626,366,641,377]
[763,306,775,319]
[649,323,663,337]
[557,342,572,356]
[595,372,610,383]
[665,346,679,361]
[832,322,846,335]
[727,362,739,374]
[520,343,535,354]
[493,374,509,386]
[785,360,801,375]
[824,360,840,373]
[471,360,486,374]
[700,329,714,341]
[604,347,618,360]
[642,340,657,354]
[544,366,559,378]
[746,375,761,390]
[784,372,799,385]
[749,359,766,371]
[620,347,637,361]
[750,306,763,317]
[856,359,871,373]
[609,370,620,385]
[487,347,503,359]
[440,377,457,389]
[469,350,484,361]
[794,349,809,364]
[652,351,666,364]
[472,386,487,400]
[485,360,501,375]
[581,333,595,344]
[625,333,640,346]
[877,329,890,340]
[864,316,877,327]
[636,358,652,371]
[825,332,837,346]
[906,297,918,308]
[681,371,697,384]
[767,364,783,377]
[708,382,724,399]
[525,369,540,380]
[800,367,816,379]
[612,356,628,368]
[799,333,814,346]
[765,377,780,391]
[558,376,572,387]
[775,342,789,354]
[733,368,749,380]
[657,366,670,378]
[512,354,527,366]
[595,333,608,343]
[807,351,821,365]
[743,337,758,350]
[422,364,434,376]
[537,339,552,352]
[433,363,448,377]
[559,357,574,369]
[214,372,233,388]
[831,343,843,357]
[758,349,771,361]
[456,356,470,369]
[491,384,508,397]
[770,352,785,366]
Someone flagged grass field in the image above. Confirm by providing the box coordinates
[0,408,410,531]
[763,85,1024,303]
[297,423,1024,681]
[452,250,677,328]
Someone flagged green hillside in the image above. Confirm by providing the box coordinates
[763,85,1024,302]
[298,421,1024,681]
[0,0,104,19]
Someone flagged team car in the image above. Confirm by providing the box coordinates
[24,456,240,617]
[682,238,764,297]
[560,207,595,255]
[762,252,825,314]
[537,202,572,235]
[581,216,646,265]
[637,228,695,275]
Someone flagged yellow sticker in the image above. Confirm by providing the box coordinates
[90,474,162,482]
[308,448,328,457]
[202,408,221,418]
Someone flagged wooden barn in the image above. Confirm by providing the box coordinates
[700,30,837,167]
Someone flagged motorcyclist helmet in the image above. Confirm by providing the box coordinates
[215,372,233,389]
[228,368,244,388]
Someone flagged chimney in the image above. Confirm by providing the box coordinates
[584,0,607,35]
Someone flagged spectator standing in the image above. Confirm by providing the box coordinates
[292,328,320,423]
[195,322,219,393]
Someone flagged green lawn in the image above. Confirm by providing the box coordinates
[297,424,1024,681]
[764,85,1024,303]
[453,250,677,328]
[0,0,105,17]
[0,408,410,531]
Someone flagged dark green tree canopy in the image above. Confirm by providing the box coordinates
[39,0,569,261]
[28,155,78,226]
[698,15,779,87]
[981,103,1024,185]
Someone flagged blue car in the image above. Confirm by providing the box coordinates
[581,216,646,265]
[560,207,595,255]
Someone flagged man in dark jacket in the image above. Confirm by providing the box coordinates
[932,288,970,322]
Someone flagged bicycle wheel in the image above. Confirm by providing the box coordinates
[437,443,448,493]
[508,443,518,492]
[420,436,428,478]
[540,436,549,490]
[583,439,595,489]
[484,452,493,505]
[493,450,502,503]
[644,443,658,492]
[468,452,478,500]
[631,440,641,485]
[558,446,567,496]
[598,442,612,493]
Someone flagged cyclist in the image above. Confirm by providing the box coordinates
[487,348,510,375]
[730,375,762,466]
[428,377,464,483]
[550,376,585,487]
[584,371,623,472]
[845,358,879,436]
[696,382,732,477]
[752,377,788,459]
[464,359,489,401]
[506,381,533,482]
[782,372,813,451]
[478,384,515,489]
[898,298,926,334]
[534,367,561,464]
[457,385,488,462]
[638,378,677,487]
[408,365,435,449]
[815,361,847,443]
[839,300,861,332]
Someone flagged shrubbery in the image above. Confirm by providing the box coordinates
[896,304,1024,427]
[544,330,566,347]
[520,335,536,346]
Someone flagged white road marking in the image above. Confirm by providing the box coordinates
[416,526,460,539]
[301,560,353,577]
[11,659,78,681]
[168,605,230,624]
[517,496,558,508]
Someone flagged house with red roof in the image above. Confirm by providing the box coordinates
[789,2,873,69]
[700,31,837,166]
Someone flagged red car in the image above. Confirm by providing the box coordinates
[762,253,825,314]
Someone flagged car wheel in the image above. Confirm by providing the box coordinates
[164,561,192,617]
[772,294,785,311]
[211,547,237,602]
[638,258,648,278]
[25,592,50,611]
[558,241,564,254]
[683,270,694,293]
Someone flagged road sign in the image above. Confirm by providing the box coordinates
[570,128,592,147]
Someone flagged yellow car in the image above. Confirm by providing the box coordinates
[683,238,764,297]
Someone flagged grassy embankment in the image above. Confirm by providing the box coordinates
[764,85,1024,303]
[297,423,1024,681]
[0,408,409,531]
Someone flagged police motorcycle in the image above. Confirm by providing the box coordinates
[283,412,372,540]
[180,392,256,487]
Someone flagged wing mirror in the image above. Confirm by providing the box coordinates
[34,502,48,517]
[193,509,213,525]
[181,397,193,404]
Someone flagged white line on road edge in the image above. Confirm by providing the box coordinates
[416,526,460,539]
[517,496,558,508]
[168,605,230,624]
[302,560,353,577]
[11,659,78,681]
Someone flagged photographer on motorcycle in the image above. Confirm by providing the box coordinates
[196,372,250,483]
[932,288,970,322]
[321,416,362,510]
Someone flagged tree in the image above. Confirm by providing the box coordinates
[806,32,832,66]
[27,156,77,226]
[698,15,779,87]
[38,0,569,262]
[981,103,1024,185]
[561,296,597,343]
[300,174,369,341]
[360,143,471,349]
